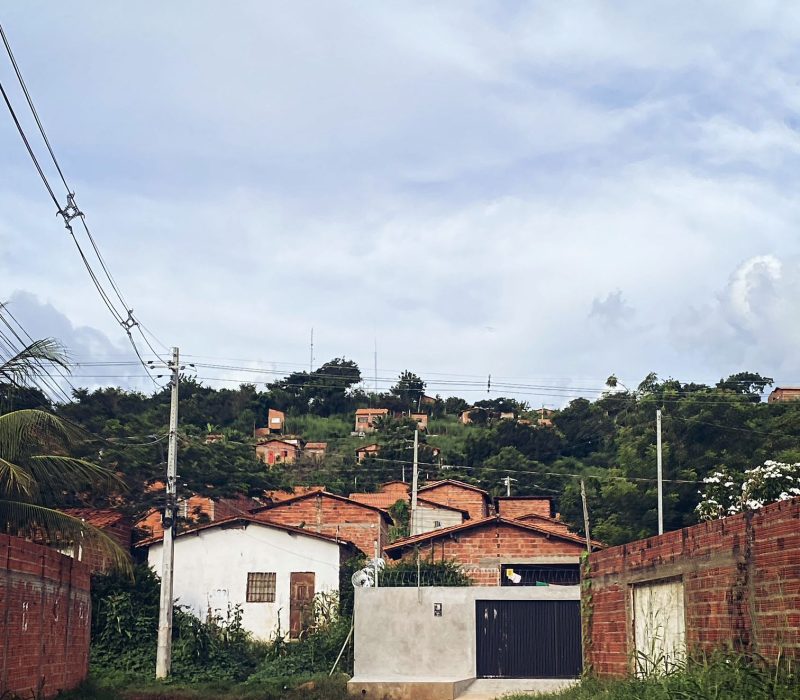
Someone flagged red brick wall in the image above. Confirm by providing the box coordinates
[585,497,800,676]
[497,498,553,519]
[78,518,132,575]
[399,521,586,585]
[0,535,91,698]
[418,484,488,520]
[254,494,389,556]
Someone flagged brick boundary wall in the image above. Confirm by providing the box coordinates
[584,496,800,676]
[0,535,91,698]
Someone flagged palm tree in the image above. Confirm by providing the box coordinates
[0,338,130,571]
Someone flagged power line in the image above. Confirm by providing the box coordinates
[0,22,166,386]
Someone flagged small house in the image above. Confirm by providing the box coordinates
[354,407,389,433]
[356,443,381,463]
[768,387,800,403]
[139,517,355,640]
[411,413,429,431]
[256,438,300,465]
[304,442,327,461]
[60,508,132,574]
[416,479,491,521]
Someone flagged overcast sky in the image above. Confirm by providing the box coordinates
[2,2,800,405]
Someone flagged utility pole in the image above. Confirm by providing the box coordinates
[309,328,314,373]
[502,475,514,497]
[373,338,378,394]
[156,347,180,679]
[580,479,592,554]
[656,409,664,535]
[410,429,419,535]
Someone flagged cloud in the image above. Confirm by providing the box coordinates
[671,255,800,381]
[590,290,635,327]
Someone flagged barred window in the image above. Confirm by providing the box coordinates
[246,572,276,602]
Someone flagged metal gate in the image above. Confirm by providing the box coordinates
[476,600,582,679]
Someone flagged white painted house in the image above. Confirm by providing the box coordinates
[140,516,352,640]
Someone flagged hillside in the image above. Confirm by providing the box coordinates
[18,362,798,546]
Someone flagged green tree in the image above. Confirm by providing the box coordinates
[0,339,130,570]
[390,370,426,411]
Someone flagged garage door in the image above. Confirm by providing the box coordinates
[476,600,582,679]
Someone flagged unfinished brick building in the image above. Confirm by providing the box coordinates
[250,490,392,556]
[384,516,598,585]
[584,496,800,676]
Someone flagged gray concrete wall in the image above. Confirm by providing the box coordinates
[352,585,580,682]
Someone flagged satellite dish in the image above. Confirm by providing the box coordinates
[352,569,373,588]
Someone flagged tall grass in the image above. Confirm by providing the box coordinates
[508,655,798,700]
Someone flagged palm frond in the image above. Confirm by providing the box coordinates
[0,338,70,386]
[26,455,125,500]
[0,409,84,462]
[0,456,37,499]
[0,500,132,574]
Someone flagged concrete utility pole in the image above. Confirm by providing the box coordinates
[502,475,513,497]
[410,429,419,535]
[156,347,180,679]
[580,479,592,554]
[656,409,664,535]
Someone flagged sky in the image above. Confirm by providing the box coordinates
[2,2,800,406]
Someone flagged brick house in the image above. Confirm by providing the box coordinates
[767,387,800,403]
[304,442,327,461]
[350,481,468,534]
[256,438,300,465]
[250,490,393,556]
[495,496,554,520]
[416,479,491,520]
[355,408,389,433]
[356,443,380,463]
[136,493,263,540]
[384,516,599,585]
[411,413,429,431]
[61,508,132,574]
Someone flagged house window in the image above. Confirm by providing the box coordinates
[246,572,276,602]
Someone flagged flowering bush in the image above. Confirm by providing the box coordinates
[696,460,800,521]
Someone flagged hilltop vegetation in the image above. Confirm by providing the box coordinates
[6,360,798,546]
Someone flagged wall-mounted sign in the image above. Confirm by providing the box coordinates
[433,602,443,617]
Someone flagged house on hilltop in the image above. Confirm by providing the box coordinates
[256,438,300,465]
[768,387,800,403]
[356,443,380,463]
[354,407,389,433]
[138,517,356,640]
[304,442,327,461]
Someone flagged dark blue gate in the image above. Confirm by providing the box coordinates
[476,600,582,679]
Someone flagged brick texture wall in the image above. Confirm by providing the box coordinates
[585,496,800,676]
[497,497,553,519]
[253,493,389,556]
[398,520,587,585]
[0,535,91,698]
[417,483,489,520]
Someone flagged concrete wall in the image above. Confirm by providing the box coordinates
[585,496,800,676]
[352,585,579,683]
[413,505,463,535]
[0,535,91,699]
[147,521,341,639]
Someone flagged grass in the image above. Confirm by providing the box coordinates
[506,655,799,700]
[58,673,349,700]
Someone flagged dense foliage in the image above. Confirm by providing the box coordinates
[4,355,796,547]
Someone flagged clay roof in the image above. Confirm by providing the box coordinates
[417,479,491,498]
[349,492,406,509]
[355,443,380,452]
[255,438,299,448]
[383,515,603,555]
[355,408,389,414]
[264,486,325,502]
[61,508,126,529]
[250,490,393,523]
[135,515,356,549]
[305,442,327,449]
